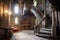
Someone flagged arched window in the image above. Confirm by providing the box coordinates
[33,0,37,6]
[15,17,19,25]
[14,4,19,14]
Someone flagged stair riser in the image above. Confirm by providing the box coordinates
[36,35,52,39]
[38,32,51,35]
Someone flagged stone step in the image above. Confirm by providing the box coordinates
[40,28,52,32]
[39,30,51,35]
[38,28,52,35]
[35,28,52,38]
[35,33,52,39]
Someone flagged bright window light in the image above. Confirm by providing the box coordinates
[33,0,37,6]
[8,10,12,15]
[15,17,19,25]
[14,4,19,14]
[4,9,8,13]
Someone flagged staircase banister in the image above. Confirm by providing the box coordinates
[31,5,44,17]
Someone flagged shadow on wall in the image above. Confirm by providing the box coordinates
[21,10,36,30]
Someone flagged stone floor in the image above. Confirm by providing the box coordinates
[11,30,52,40]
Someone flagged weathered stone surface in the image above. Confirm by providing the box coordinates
[11,30,51,40]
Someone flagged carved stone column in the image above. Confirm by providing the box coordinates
[52,7,56,39]
[43,0,47,28]
[18,0,24,15]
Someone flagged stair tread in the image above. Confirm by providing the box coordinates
[40,30,51,34]
[35,33,52,38]
[35,33,51,37]
[41,28,52,31]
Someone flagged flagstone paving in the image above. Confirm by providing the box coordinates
[11,30,51,40]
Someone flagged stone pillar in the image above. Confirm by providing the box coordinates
[0,0,1,16]
[20,0,24,15]
[25,0,32,11]
[43,0,47,28]
[8,1,11,27]
[56,10,59,28]
[52,7,56,39]
[0,0,1,27]
[56,10,60,37]
[19,0,24,15]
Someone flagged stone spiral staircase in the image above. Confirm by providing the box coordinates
[31,5,52,39]
[35,28,52,39]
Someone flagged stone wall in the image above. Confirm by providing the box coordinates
[0,2,9,28]
[21,16,35,30]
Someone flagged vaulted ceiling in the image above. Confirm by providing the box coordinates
[1,0,60,10]
[49,0,60,10]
